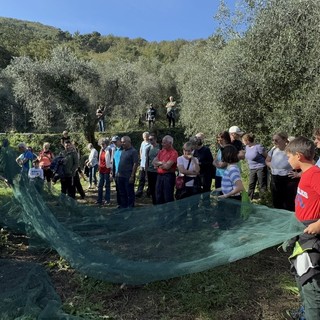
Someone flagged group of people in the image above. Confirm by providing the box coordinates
[8,125,320,319]
[145,96,178,129]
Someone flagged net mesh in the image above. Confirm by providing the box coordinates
[0,146,303,317]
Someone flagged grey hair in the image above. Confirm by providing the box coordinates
[18,142,27,149]
[163,135,173,144]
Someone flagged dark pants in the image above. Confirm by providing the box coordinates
[248,166,268,200]
[89,164,98,186]
[199,173,212,193]
[155,173,175,204]
[271,174,299,211]
[215,175,222,189]
[136,168,146,195]
[61,176,76,199]
[118,176,135,208]
[167,114,175,128]
[98,119,105,132]
[147,120,155,129]
[115,176,121,206]
[147,171,158,205]
[74,172,85,199]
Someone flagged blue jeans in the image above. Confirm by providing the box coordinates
[118,176,135,208]
[89,164,98,186]
[97,173,110,203]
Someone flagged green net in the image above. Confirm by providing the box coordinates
[0,146,304,317]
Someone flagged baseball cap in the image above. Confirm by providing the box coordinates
[228,126,244,135]
[111,136,120,142]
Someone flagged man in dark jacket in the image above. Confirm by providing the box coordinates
[61,140,79,198]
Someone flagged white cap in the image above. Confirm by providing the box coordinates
[228,126,244,135]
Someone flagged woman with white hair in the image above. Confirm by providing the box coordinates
[86,143,98,189]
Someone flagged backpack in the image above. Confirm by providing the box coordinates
[50,155,65,181]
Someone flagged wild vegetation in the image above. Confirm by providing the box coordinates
[1,0,320,146]
[0,0,317,318]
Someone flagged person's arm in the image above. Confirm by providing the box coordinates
[265,155,272,168]
[218,180,245,199]
[177,157,199,175]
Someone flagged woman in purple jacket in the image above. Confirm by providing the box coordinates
[242,133,268,200]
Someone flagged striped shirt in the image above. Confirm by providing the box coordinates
[221,164,241,196]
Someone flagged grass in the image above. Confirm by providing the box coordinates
[0,172,300,319]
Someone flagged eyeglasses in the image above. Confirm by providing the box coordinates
[183,149,192,152]
[149,138,154,141]
[272,139,279,142]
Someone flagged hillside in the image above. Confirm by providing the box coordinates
[0,17,188,64]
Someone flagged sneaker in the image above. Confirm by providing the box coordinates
[103,201,111,206]
[95,201,102,205]
[135,192,142,198]
[285,306,305,320]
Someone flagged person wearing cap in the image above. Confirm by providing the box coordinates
[228,126,245,159]
[16,142,34,172]
[146,104,156,129]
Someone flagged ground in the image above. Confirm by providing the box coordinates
[1,183,300,320]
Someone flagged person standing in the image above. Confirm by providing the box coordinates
[135,132,150,198]
[117,136,139,208]
[242,133,268,200]
[285,137,320,320]
[213,131,231,190]
[145,134,160,205]
[229,126,245,159]
[86,143,98,190]
[96,138,112,205]
[193,133,214,193]
[146,104,156,129]
[165,96,177,128]
[265,132,299,211]
[28,159,44,193]
[16,142,34,173]
[61,140,79,199]
[111,136,122,207]
[96,106,105,132]
[38,142,54,190]
[60,130,70,148]
[153,135,178,204]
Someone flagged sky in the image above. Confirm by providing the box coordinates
[1,0,235,42]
